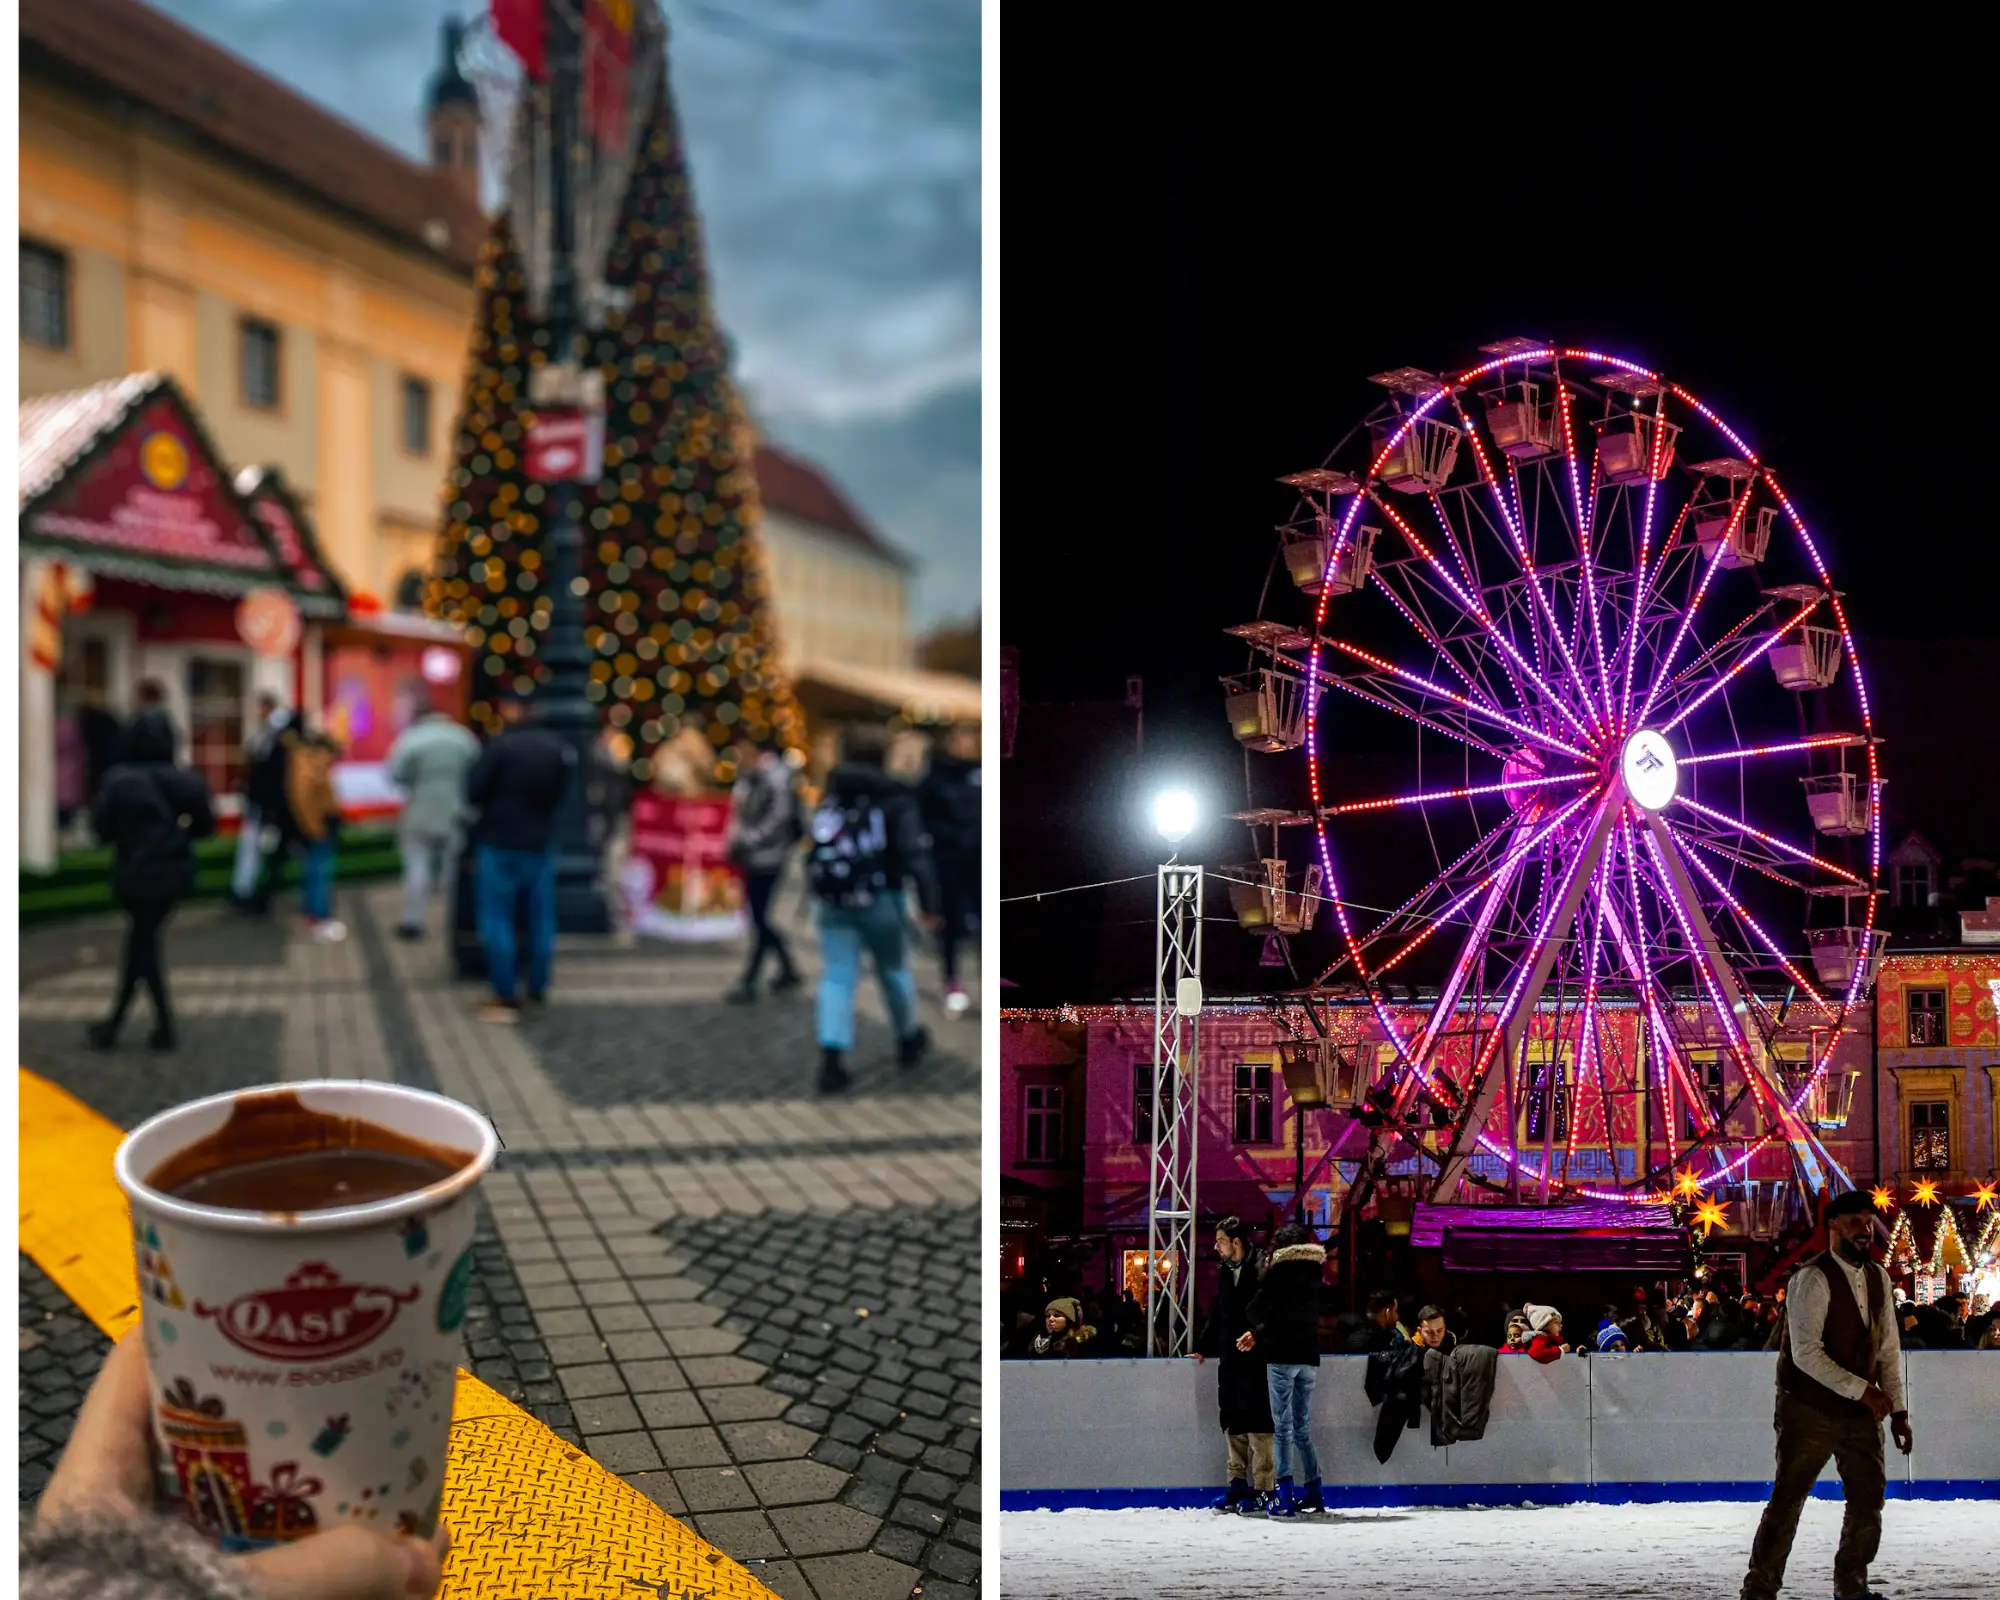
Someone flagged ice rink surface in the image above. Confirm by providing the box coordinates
[1000,1500,1997,1599]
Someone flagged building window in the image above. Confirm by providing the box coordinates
[185,657,247,799]
[1911,1102,1950,1171]
[1907,988,1947,1047]
[1523,1052,1570,1144]
[240,318,281,410]
[1895,861,1934,908]
[22,240,69,350]
[1132,1062,1154,1146]
[1233,1063,1273,1144]
[433,132,454,166]
[1022,1084,1065,1165]
[401,375,432,455]
[1683,1052,1728,1141]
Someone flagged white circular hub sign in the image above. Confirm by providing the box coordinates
[1621,728,1679,811]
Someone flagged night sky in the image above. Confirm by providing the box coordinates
[1002,25,1999,1002]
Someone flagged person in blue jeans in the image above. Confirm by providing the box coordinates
[1240,1224,1328,1517]
[806,730,940,1093]
[465,694,575,1023]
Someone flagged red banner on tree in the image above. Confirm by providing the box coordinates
[491,0,545,80]
[585,0,635,150]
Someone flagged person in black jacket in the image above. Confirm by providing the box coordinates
[85,710,215,1052]
[1192,1217,1274,1513]
[915,726,981,1017]
[1240,1223,1326,1518]
[465,694,577,1022]
[805,728,940,1093]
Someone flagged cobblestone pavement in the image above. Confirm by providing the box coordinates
[17,878,982,1599]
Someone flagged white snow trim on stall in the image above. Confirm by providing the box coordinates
[1000,1501,1995,1600]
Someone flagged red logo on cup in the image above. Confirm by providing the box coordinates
[194,1264,421,1362]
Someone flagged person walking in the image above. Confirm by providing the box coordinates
[915,724,981,1017]
[387,703,480,940]
[230,693,284,906]
[1740,1188,1913,1600]
[724,742,803,1003]
[464,693,575,1023]
[1193,1217,1275,1514]
[1239,1223,1326,1518]
[805,728,939,1094]
[286,726,347,943]
[85,709,214,1052]
[244,707,303,915]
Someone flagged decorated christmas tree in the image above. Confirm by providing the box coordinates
[429,56,803,786]
[1886,1206,1917,1270]
[1929,1203,1970,1277]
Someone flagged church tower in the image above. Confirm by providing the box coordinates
[425,16,482,209]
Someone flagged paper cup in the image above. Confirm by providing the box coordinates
[113,1080,497,1552]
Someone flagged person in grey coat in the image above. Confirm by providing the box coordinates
[725,743,803,1002]
[387,704,481,940]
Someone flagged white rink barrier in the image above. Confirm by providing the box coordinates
[1000,1353,2000,1509]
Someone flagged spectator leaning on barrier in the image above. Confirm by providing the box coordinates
[1240,1224,1326,1519]
[1595,1306,1631,1354]
[1028,1298,1097,1358]
[1521,1305,1567,1362]
[1501,1310,1534,1352]
[1740,1187,1911,1600]
[1412,1304,1456,1356]
[1192,1216,1275,1514]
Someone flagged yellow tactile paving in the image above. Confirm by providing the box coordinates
[19,1068,777,1599]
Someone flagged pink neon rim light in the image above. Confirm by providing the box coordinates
[1297,346,1877,1204]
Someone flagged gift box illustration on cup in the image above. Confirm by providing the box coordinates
[248,1461,323,1542]
[158,1378,256,1544]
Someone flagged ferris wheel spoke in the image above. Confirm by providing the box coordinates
[1452,398,1607,732]
[1677,733,1868,768]
[1657,594,1827,736]
[1670,826,1817,896]
[1310,666,1517,763]
[1316,638,1596,762]
[1670,795,1862,885]
[1639,815,1824,1188]
[1320,769,1593,819]
[1676,832,1839,1021]
[1370,495,1531,713]
[1366,561,1515,717]
[1641,596,1785,727]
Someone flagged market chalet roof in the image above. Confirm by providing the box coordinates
[21,0,485,276]
[20,371,345,611]
[755,442,911,569]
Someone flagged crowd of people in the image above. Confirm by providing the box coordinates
[81,683,981,1094]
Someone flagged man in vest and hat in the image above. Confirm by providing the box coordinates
[1740,1187,1913,1600]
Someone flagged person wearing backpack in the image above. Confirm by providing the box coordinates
[915,724,981,1018]
[725,742,804,1003]
[806,727,940,1093]
[85,708,215,1052]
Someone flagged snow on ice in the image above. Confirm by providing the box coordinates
[1000,1500,1997,1599]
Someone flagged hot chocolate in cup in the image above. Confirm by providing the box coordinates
[113,1080,498,1552]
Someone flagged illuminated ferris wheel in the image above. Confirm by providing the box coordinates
[1226,340,1885,1216]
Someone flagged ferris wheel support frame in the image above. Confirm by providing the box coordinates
[1432,782,1626,1202]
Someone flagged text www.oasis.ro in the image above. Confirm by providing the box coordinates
[211,1348,403,1386]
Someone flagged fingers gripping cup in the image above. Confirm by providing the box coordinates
[114,1081,497,1552]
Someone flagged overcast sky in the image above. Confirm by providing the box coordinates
[148,0,981,630]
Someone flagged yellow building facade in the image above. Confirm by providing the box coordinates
[19,1,480,603]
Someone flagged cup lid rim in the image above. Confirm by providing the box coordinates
[113,1079,499,1234]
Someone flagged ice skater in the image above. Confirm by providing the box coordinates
[1739,1188,1913,1600]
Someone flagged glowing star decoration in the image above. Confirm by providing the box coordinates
[1974,1181,1998,1213]
[1911,1177,1941,1206]
[1620,728,1679,811]
[1673,1166,1706,1201]
[1871,1185,1895,1212]
[1694,1197,1730,1237]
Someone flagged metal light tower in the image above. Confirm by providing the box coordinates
[1147,790,1203,1359]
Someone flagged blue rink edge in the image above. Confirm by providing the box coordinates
[1002,1480,2000,1512]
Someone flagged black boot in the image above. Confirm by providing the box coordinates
[725,981,758,1005]
[819,1048,851,1094]
[898,1026,930,1068]
[149,1021,178,1052]
[86,1020,120,1051]
[771,969,802,995]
